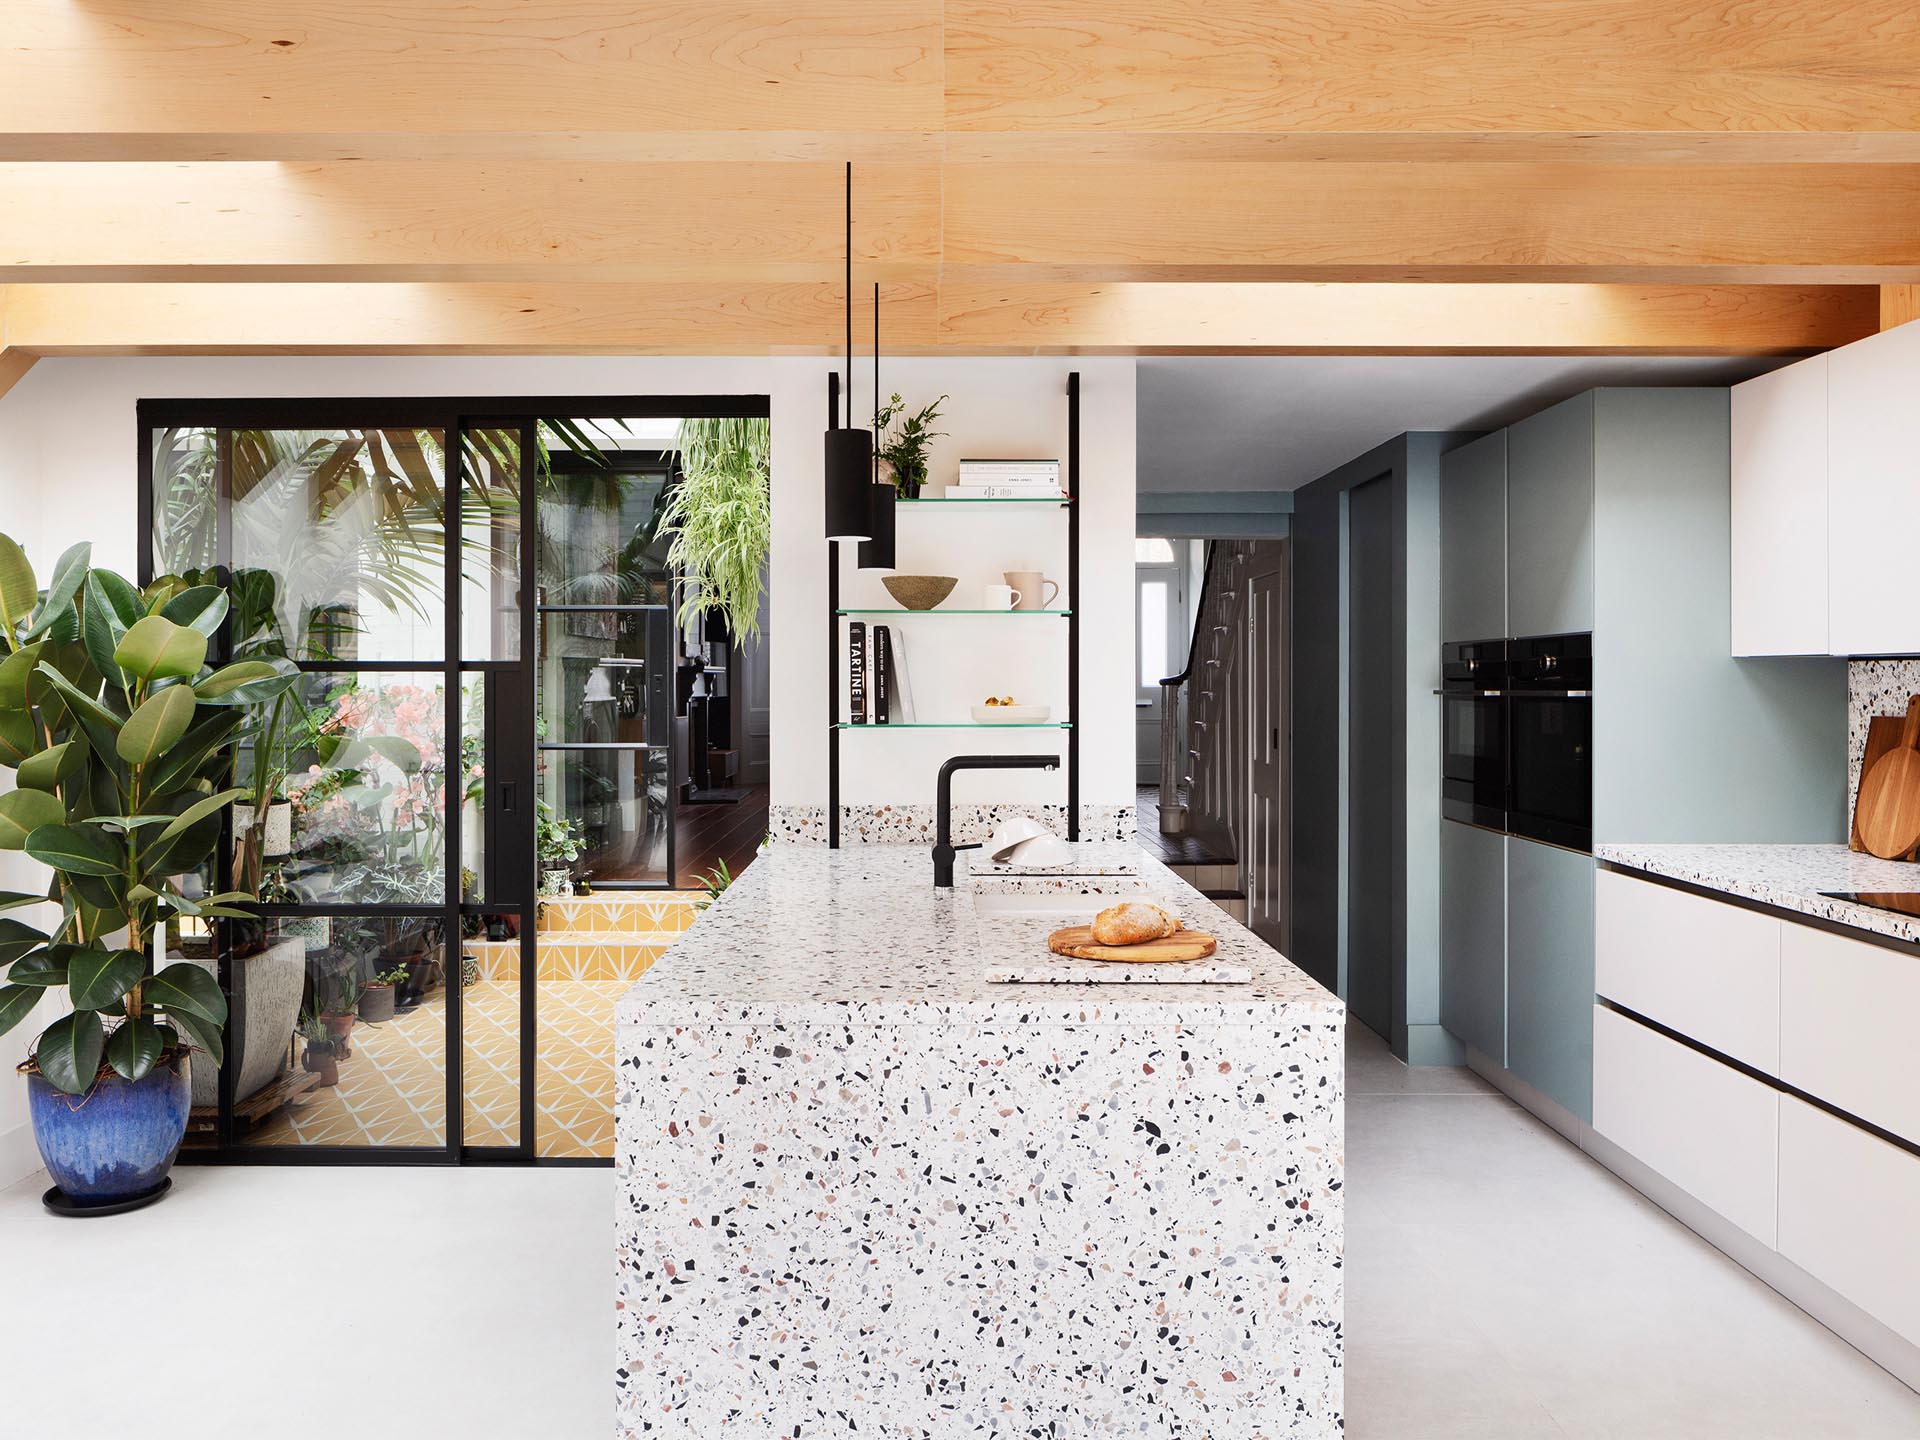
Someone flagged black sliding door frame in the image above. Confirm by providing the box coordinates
[137,393,769,1168]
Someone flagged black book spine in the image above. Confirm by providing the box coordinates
[875,626,892,724]
[848,621,867,724]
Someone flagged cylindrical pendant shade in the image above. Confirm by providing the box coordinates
[824,427,874,541]
[857,480,896,570]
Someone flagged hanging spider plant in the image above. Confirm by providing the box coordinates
[661,417,771,642]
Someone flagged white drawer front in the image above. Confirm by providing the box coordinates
[1779,1097,1920,1347]
[1595,870,1780,1073]
[1780,921,1920,1146]
[1593,1005,1778,1247]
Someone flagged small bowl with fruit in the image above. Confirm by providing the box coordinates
[971,696,1052,723]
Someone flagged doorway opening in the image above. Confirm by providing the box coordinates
[138,395,770,1164]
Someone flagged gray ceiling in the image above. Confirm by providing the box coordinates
[1137,355,1786,493]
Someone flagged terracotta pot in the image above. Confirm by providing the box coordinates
[301,1046,340,1088]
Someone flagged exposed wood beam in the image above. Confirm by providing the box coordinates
[0,348,35,401]
[0,2,945,138]
[941,163,1920,283]
[937,284,1878,356]
[8,161,1920,286]
[0,162,941,283]
[945,1,1920,134]
[1882,285,1920,329]
[0,282,1875,357]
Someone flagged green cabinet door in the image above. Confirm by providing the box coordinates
[1506,836,1596,1122]
[1439,819,1506,1063]
[1507,392,1595,637]
[1439,429,1507,643]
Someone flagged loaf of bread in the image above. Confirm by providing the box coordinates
[1090,900,1178,946]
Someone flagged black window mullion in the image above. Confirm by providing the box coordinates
[443,406,465,1159]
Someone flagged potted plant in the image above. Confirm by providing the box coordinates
[536,802,583,897]
[357,964,408,1023]
[0,535,298,1212]
[661,416,771,641]
[873,392,947,498]
[296,1013,341,1088]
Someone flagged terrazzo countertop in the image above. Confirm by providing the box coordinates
[614,839,1347,1435]
[614,840,1342,1026]
[1596,842,1920,946]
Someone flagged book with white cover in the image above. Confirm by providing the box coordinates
[952,484,1065,499]
[889,626,917,721]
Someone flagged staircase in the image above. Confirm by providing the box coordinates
[467,891,705,983]
[1156,539,1288,933]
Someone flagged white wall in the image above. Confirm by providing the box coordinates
[0,353,1136,1184]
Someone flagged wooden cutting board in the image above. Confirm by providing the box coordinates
[1852,710,1919,855]
[1046,926,1218,962]
[1855,697,1920,861]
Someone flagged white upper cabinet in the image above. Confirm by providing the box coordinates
[1730,355,1828,656]
[1828,321,1920,656]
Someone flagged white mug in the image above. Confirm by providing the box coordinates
[1003,570,1060,611]
[983,583,1021,610]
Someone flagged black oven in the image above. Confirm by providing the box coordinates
[1441,639,1509,831]
[1505,633,1592,852]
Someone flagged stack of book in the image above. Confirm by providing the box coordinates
[954,458,1064,500]
[846,621,916,724]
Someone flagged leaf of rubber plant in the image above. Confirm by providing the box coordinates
[194,657,297,705]
[168,1007,224,1068]
[158,585,228,639]
[24,821,125,877]
[80,814,175,830]
[0,707,34,766]
[36,1010,104,1095]
[0,787,65,849]
[106,1016,166,1082]
[66,947,146,1011]
[161,888,202,917]
[0,532,36,635]
[81,573,135,683]
[144,710,239,797]
[116,683,198,765]
[34,661,128,763]
[0,890,53,911]
[9,953,68,987]
[113,615,209,684]
[22,542,91,641]
[0,983,46,1037]
[147,962,226,1026]
[0,640,45,711]
[15,739,80,793]
[0,918,48,965]
[154,786,248,844]
[64,870,126,912]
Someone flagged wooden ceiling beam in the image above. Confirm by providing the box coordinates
[7,160,1920,285]
[0,348,36,401]
[0,282,1875,357]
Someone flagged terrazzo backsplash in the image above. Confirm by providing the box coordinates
[767,802,1136,846]
[1848,659,1920,803]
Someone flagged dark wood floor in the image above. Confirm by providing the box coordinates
[1135,785,1237,866]
[674,783,770,889]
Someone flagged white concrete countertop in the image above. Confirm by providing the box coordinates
[1596,841,1920,946]
[615,841,1342,1026]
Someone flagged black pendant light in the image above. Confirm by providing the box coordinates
[824,162,874,542]
[858,281,897,571]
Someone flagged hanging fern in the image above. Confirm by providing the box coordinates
[662,416,772,642]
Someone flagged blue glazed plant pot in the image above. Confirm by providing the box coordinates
[26,1054,191,1206]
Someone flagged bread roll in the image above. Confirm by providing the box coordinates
[1090,900,1178,946]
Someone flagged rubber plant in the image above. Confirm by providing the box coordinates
[0,533,297,1186]
[661,416,771,641]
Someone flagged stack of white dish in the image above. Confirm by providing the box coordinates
[985,818,1074,869]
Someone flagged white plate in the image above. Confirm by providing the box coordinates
[971,703,1051,723]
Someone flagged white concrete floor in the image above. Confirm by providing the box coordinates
[3,1021,1916,1438]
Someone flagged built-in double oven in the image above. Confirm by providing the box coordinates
[1441,633,1592,852]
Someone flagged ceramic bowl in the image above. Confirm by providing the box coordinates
[987,817,1051,862]
[882,574,958,610]
[1004,835,1075,869]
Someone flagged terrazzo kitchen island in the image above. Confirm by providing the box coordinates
[613,842,1345,1437]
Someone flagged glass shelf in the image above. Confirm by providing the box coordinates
[834,722,1073,730]
[836,608,1071,617]
[896,496,1072,506]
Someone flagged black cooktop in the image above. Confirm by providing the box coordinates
[1819,892,1920,918]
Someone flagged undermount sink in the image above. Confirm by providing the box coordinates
[970,888,1157,919]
